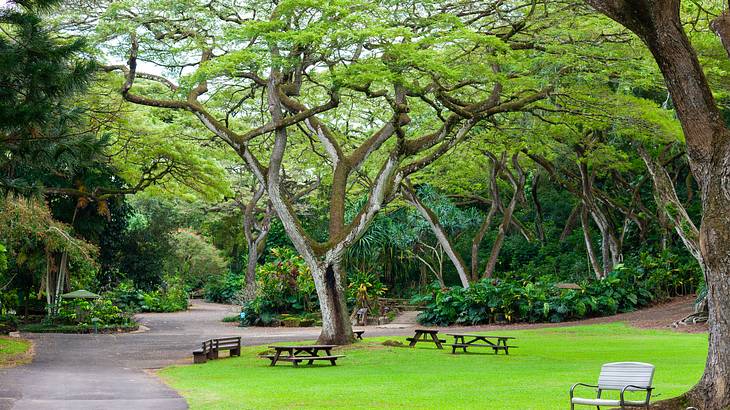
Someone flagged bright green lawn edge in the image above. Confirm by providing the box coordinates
[0,336,33,368]
[160,323,707,410]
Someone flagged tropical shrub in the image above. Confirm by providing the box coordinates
[347,271,388,315]
[416,252,701,326]
[105,276,188,313]
[204,271,244,303]
[0,314,18,334]
[242,248,317,326]
[56,298,131,326]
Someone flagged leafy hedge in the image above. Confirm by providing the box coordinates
[415,251,701,326]
[19,298,138,333]
[104,277,188,313]
[56,299,131,326]
[204,271,243,303]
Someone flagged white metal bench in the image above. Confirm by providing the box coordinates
[570,362,655,409]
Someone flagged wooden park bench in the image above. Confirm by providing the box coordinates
[353,330,365,340]
[406,329,445,349]
[192,336,241,364]
[261,345,344,366]
[570,362,655,409]
[445,333,517,355]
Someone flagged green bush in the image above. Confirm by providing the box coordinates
[347,271,387,315]
[416,251,702,326]
[204,271,243,303]
[241,248,317,326]
[167,229,228,290]
[105,276,188,313]
[139,276,188,312]
[104,280,144,311]
[56,299,131,326]
[0,314,18,334]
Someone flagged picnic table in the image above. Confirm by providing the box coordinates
[445,333,517,355]
[353,330,365,340]
[406,329,446,349]
[263,345,344,366]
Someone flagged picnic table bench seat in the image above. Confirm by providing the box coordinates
[261,354,344,366]
[263,344,343,366]
[445,333,516,355]
[446,343,518,354]
[407,329,446,349]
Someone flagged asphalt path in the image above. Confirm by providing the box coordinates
[0,296,697,410]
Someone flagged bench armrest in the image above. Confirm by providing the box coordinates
[570,383,598,398]
[620,385,653,404]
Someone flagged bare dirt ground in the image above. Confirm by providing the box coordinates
[0,296,705,410]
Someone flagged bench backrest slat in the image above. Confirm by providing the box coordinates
[597,362,654,390]
[215,337,241,343]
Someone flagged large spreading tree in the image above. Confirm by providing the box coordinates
[85,0,555,343]
[584,1,730,407]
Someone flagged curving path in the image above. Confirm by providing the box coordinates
[0,297,701,410]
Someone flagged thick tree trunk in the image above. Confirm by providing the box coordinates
[711,11,730,59]
[584,1,730,406]
[313,258,353,345]
[243,245,259,302]
[692,162,730,409]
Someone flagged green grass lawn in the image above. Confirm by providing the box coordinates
[0,336,32,367]
[160,323,707,410]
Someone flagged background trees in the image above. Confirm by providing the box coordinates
[0,0,720,398]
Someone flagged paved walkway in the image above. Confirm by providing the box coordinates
[0,300,422,410]
[0,297,700,409]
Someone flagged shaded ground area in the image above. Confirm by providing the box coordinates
[0,296,704,409]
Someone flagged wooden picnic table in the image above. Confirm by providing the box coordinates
[353,330,365,340]
[445,333,517,355]
[406,329,446,349]
[263,345,344,366]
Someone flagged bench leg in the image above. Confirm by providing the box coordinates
[430,333,443,349]
[292,360,299,367]
[308,360,314,365]
[270,351,281,366]
[330,359,337,366]
[231,348,240,357]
